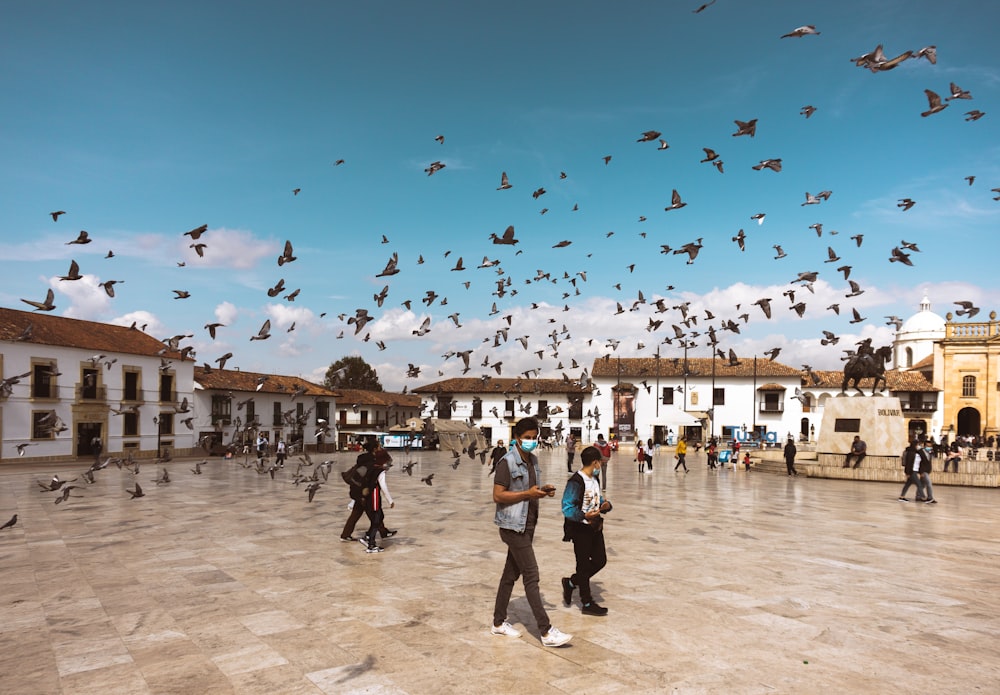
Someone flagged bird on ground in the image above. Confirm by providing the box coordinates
[0,514,17,530]
[752,159,782,172]
[954,301,980,319]
[191,461,203,475]
[781,25,819,38]
[921,89,948,117]
[800,105,817,118]
[58,259,82,281]
[66,231,91,245]
[425,161,445,176]
[898,198,916,211]
[154,468,171,485]
[664,189,687,211]
[21,288,56,311]
[732,118,757,137]
[277,240,296,266]
[126,483,145,499]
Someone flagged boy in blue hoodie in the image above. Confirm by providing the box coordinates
[561,446,613,616]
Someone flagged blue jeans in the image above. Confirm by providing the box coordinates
[900,472,922,498]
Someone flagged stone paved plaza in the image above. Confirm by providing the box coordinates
[1,447,997,694]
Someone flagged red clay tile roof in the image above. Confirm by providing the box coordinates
[0,306,185,359]
[758,382,786,391]
[413,377,591,395]
[911,354,934,370]
[802,369,936,392]
[590,356,802,378]
[194,366,336,397]
[334,388,421,408]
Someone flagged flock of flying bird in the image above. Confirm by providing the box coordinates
[11,13,997,412]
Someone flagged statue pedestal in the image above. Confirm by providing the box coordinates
[817,395,908,459]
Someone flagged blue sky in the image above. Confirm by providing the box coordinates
[2,0,998,391]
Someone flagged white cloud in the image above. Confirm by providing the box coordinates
[53,274,112,319]
[178,228,275,269]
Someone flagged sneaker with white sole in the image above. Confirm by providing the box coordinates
[491,621,521,638]
[365,545,384,553]
[541,626,572,647]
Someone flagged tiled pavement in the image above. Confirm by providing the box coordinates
[1,448,998,694]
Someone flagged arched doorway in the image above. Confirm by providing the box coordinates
[800,417,809,441]
[908,419,928,442]
[957,407,981,437]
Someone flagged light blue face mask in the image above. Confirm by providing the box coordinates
[519,439,538,452]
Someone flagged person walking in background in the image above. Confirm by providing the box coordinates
[594,434,612,491]
[674,437,688,472]
[489,439,507,475]
[898,439,925,502]
[783,437,799,476]
[706,439,719,470]
[361,447,395,553]
[635,439,647,473]
[561,446,613,616]
[943,441,962,473]
[646,438,655,472]
[918,436,937,504]
[491,417,571,648]
[565,433,577,474]
[275,437,286,468]
[341,439,395,542]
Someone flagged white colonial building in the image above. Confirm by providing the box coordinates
[893,294,946,370]
[0,307,196,463]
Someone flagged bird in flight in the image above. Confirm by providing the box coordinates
[781,25,820,39]
[21,288,56,311]
[497,171,512,190]
[50,211,66,221]
[921,89,948,117]
[277,240,296,266]
[732,119,757,137]
[250,319,272,341]
[59,259,83,281]
[637,130,661,142]
[752,159,782,172]
[66,231,91,245]
[954,301,980,318]
[425,161,446,176]
[800,105,817,118]
[376,252,399,277]
[664,189,687,211]
[965,110,985,122]
[692,0,716,13]
[897,198,916,211]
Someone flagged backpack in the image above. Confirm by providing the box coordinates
[342,459,371,489]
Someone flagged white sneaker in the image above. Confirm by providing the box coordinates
[490,621,521,638]
[541,626,572,647]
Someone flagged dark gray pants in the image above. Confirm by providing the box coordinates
[494,526,550,634]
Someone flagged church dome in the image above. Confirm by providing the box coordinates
[898,295,945,338]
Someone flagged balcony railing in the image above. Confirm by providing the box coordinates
[76,385,107,401]
[759,404,784,413]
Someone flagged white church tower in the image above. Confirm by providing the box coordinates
[892,293,945,369]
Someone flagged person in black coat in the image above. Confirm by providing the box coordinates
[783,437,798,476]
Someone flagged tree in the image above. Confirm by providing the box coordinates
[324,356,383,391]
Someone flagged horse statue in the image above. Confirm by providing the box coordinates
[841,345,892,396]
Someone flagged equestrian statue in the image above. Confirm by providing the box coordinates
[841,339,892,396]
